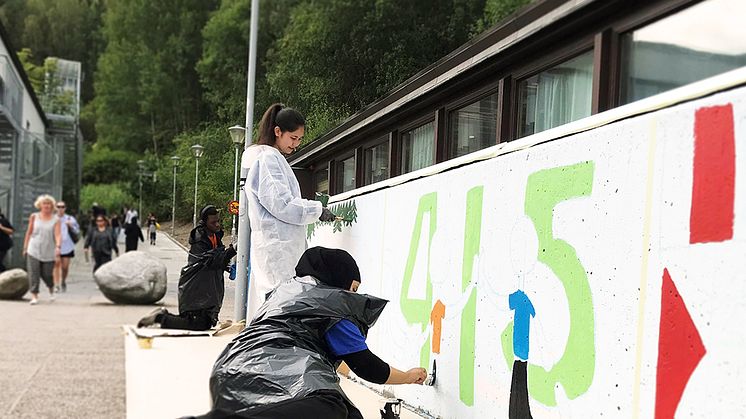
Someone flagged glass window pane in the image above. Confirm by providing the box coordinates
[517,51,593,139]
[336,155,355,193]
[449,93,498,158]
[314,167,329,194]
[400,121,434,174]
[364,140,389,185]
[620,0,746,104]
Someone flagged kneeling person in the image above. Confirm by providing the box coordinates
[138,205,235,330]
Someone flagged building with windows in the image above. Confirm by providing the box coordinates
[0,22,82,268]
[289,0,746,197]
[285,0,746,417]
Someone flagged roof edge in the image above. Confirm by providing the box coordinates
[0,19,50,128]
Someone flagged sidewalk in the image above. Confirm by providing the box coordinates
[0,230,420,419]
[0,230,194,418]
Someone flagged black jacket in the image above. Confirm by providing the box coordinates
[177,225,235,320]
[123,223,144,251]
[209,276,387,415]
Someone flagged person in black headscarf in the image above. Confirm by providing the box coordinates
[123,216,144,252]
[201,246,427,419]
[137,205,236,330]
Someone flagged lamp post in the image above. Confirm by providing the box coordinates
[235,0,260,322]
[228,125,246,243]
[137,160,145,219]
[191,144,204,228]
[170,156,180,236]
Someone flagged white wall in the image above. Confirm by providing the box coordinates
[309,85,746,418]
[0,38,46,135]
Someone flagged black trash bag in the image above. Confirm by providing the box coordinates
[178,247,234,316]
[209,276,388,416]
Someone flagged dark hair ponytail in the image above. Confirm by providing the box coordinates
[256,103,306,145]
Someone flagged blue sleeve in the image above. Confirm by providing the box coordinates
[324,319,368,358]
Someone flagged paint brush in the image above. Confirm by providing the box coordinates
[424,359,436,386]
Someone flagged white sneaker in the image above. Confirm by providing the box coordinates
[30,298,38,305]
[50,293,56,302]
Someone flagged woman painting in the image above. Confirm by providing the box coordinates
[244,104,335,319]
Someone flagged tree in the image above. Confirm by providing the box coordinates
[263,0,488,141]
[93,0,217,155]
[16,48,44,94]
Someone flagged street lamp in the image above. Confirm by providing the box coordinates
[137,160,145,219]
[170,156,180,236]
[228,125,246,243]
[191,144,205,227]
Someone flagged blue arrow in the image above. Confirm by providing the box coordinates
[509,290,536,361]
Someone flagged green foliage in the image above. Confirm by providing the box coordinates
[80,183,134,216]
[82,147,139,185]
[265,0,488,143]
[472,0,532,35]
[16,48,44,94]
[93,0,217,155]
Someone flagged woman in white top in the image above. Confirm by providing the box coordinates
[244,104,336,319]
[54,200,79,292]
[22,194,62,305]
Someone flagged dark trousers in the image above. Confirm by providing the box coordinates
[196,391,362,419]
[93,253,112,272]
[159,310,214,331]
[150,232,156,244]
[0,249,7,272]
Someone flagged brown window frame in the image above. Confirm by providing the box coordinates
[443,84,500,160]
[332,152,356,195]
[361,134,392,187]
[396,114,436,176]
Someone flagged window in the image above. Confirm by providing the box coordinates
[314,166,329,194]
[516,51,593,138]
[336,155,356,193]
[449,93,498,158]
[400,121,435,174]
[363,138,389,185]
[620,0,746,104]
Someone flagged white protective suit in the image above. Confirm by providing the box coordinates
[243,144,322,320]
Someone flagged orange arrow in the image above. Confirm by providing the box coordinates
[430,299,446,354]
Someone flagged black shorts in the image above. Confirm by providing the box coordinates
[61,250,75,258]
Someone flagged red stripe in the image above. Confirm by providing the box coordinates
[689,104,735,244]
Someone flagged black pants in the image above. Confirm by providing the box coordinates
[158,310,214,331]
[150,232,156,244]
[194,391,362,419]
[0,249,7,272]
[93,252,112,272]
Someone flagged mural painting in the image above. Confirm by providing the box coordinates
[308,87,745,417]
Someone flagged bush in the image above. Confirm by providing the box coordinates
[80,183,135,216]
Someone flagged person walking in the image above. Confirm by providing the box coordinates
[146,213,157,245]
[124,216,145,252]
[110,213,121,242]
[205,247,427,418]
[137,205,236,330]
[0,207,15,273]
[84,215,118,273]
[22,195,61,305]
[53,201,79,292]
[244,104,335,320]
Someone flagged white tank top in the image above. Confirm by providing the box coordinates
[27,213,58,262]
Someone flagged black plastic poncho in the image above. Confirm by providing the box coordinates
[209,275,387,415]
[178,226,234,319]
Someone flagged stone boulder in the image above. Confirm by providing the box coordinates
[94,251,167,304]
[0,269,29,299]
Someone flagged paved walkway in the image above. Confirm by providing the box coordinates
[1,230,419,419]
[0,230,234,419]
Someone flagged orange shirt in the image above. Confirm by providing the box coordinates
[208,233,217,249]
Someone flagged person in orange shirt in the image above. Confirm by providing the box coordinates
[137,205,235,330]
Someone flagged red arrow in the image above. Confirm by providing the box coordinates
[655,268,706,419]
